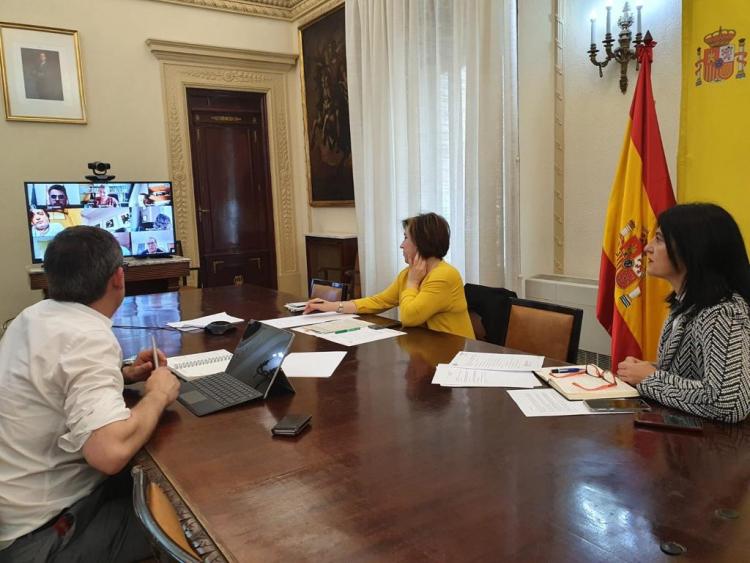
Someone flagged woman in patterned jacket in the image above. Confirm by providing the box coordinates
[617,203,750,422]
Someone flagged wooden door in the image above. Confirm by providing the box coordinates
[187,88,277,289]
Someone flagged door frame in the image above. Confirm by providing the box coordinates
[148,39,302,295]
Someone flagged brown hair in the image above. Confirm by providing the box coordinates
[401,212,451,259]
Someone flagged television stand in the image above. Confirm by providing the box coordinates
[133,253,174,260]
[28,256,190,296]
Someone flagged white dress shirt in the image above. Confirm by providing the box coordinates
[0,300,131,544]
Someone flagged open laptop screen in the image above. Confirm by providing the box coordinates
[227,321,294,398]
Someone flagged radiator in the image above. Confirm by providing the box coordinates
[524,274,612,369]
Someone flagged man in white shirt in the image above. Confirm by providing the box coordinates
[0,226,180,562]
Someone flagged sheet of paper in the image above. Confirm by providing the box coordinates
[431,364,542,388]
[450,351,545,371]
[294,326,406,346]
[281,351,347,378]
[260,313,357,329]
[167,312,244,332]
[507,389,592,417]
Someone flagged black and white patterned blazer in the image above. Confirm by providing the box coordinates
[638,293,750,423]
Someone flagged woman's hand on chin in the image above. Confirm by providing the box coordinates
[407,254,428,288]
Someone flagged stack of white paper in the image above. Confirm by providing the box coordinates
[260,312,357,329]
[449,351,545,371]
[431,351,545,389]
[293,325,406,346]
[167,312,244,332]
[431,364,542,388]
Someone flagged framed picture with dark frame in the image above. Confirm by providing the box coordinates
[299,5,354,207]
[0,22,86,123]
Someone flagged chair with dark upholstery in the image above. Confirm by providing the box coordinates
[503,298,583,363]
[310,278,349,302]
[464,283,517,345]
[131,466,201,563]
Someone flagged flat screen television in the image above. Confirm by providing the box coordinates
[24,181,177,263]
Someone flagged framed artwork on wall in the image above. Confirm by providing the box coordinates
[0,22,87,123]
[299,5,354,207]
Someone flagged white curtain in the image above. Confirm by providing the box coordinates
[346,0,519,296]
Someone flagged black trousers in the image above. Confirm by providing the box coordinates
[0,470,151,563]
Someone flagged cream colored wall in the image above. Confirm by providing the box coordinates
[518,0,556,280]
[518,0,681,281]
[0,0,681,324]
[564,0,681,278]
[0,0,303,322]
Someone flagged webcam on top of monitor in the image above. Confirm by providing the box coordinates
[85,161,115,182]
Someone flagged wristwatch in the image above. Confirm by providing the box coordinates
[337,301,344,313]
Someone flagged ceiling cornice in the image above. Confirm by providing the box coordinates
[148,0,333,22]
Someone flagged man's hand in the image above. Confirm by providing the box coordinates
[83,366,179,476]
[144,367,180,407]
[122,347,167,384]
[617,356,656,385]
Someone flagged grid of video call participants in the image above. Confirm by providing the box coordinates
[26,182,176,262]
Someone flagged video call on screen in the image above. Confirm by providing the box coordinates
[25,182,176,263]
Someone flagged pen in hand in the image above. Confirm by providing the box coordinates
[151,335,159,369]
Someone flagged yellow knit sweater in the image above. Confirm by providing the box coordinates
[353,260,474,338]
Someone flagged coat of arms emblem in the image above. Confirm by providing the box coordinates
[695,26,747,85]
[615,220,647,309]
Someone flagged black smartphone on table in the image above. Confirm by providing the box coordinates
[633,412,703,432]
[584,398,651,413]
[272,414,312,437]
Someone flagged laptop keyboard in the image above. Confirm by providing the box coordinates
[190,373,263,406]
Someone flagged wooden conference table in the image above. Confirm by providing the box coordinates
[113,285,750,562]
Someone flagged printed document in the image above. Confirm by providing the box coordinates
[431,364,541,388]
[294,325,406,346]
[507,389,592,417]
[260,312,357,329]
[450,351,545,371]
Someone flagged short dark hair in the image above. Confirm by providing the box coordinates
[658,203,750,314]
[43,226,123,304]
[402,212,451,259]
[48,184,67,195]
[28,208,49,222]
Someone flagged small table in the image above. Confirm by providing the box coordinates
[28,256,191,295]
[304,232,358,297]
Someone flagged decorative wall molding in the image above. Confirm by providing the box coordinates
[148,0,332,21]
[147,39,301,292]
[553,0,565,274]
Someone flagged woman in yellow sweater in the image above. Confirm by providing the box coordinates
[303,213,474,338]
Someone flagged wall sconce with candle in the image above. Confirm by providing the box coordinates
[588,1,647,93]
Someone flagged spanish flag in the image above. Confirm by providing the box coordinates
[678,1,749,248]
[597,36,676,368]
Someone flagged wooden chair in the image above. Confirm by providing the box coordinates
[131,466,201,563]
[310,278,349,302]
[463,283,517,345]
[503,298,583,363]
